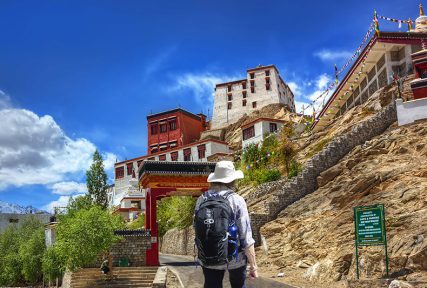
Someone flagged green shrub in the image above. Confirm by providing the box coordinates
[242,143,261,169]
[19,227,45,283]
[0,216,45,286]
[42,246,65,283]
[127,214,145,230]
[55,206,125,271]
[288,160,302,178]
[252,168,282,185]
[157,196,196,237]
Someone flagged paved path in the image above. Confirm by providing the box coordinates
[160,253,296,288]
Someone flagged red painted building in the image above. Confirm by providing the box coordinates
[147,108,207,155]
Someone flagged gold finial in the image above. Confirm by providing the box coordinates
[420,4,424,16]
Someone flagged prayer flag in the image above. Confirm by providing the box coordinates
[374,10,380,35]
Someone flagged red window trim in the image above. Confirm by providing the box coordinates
[115,166,124,179]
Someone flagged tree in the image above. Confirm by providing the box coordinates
[0,217,45,286]
[86,150,108,208]
[54,206,124,271]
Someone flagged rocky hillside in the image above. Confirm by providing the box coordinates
[253,76,427,287]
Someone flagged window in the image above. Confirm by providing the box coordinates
[171,151,178,161]
[147,157,155,160]
[137,160,143,168]
[227,85,232,92]
[250,80,255,87]
[242,82,247,89]
[169,141,178,148]
[266,83,271,90]
[160,123,167,133]
[151,147,158,153]
[131,201,141,209]
[160,145,168,151]
[151,124,158,135]
[115,166,124,179]
[159,154,166,161]
[265,77,270,84]
[169,120,177,131]
[269,123,278,133]
[242,99,247,106]
[265,70,270,76]
[251,87,255,93]
[126,163,133,175]
[242,91,247,98]
[228,94,233,101]
[183,148,191,161]
[228,102,232,110]
[252,101,257,108]
[197,144,206,159]
[250,72,255,79]
[243,126,255,140]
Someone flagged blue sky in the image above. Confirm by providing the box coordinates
[0,0,420,210]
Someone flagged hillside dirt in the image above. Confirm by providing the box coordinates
[256,119,427,287]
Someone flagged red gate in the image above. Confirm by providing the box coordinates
[138,161,216,266]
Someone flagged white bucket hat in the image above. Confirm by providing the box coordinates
[207,161,244,183]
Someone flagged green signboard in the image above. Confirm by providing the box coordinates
[353,204,388,279]
[354,204,385,245]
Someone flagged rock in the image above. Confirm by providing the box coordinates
[388,280,414,288]
[297,260,313,268]
[277,272,284,277]
[317,164,344,187]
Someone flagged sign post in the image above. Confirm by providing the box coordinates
[353,204,388,279]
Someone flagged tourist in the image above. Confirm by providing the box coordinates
[194,161,258,288]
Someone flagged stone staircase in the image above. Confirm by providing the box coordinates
[70,267,158,288]
[249,102,398,245]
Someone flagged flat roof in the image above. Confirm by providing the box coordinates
[215,65,280,87]
[146,108,206,121]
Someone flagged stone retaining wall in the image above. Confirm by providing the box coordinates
[160,227,195,256]
[89,235,152,267]
[249,103,397,245]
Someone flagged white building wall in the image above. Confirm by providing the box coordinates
[242,121,285,148]
[212,66,295,129]
[396,98,427,126]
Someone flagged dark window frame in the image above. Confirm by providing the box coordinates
[243,126,255,140]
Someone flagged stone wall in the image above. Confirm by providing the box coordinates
[249,103,397,245]
[110,235,151,266]
[160,226,195,256]
[89,235,152,267]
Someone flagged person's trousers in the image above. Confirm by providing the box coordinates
[202,265,246,288]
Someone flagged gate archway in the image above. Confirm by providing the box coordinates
[138,161,216,266]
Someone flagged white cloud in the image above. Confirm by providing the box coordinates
[287,74,334,115]
[0,90,12,109]
[43,194,85,213]
[306,74,332,101]
[168,73,240,106]
[51,181,87,195]
[0,104,118,191]
[314,49,352,62]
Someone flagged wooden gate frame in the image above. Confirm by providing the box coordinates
[138,161,216,266]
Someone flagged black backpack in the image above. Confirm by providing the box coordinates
[194,191,235,266]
